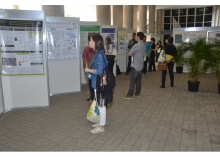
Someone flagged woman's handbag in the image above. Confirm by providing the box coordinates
[86,96,100,123]
[157,50,165,62]
[158,62,167,71]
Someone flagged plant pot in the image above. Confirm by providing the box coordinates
[176,67,183,73]
[188,80,200,92]
[218,83,220,94]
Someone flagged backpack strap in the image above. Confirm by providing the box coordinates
[98,50,108,68]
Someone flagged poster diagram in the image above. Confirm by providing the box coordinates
[0,20,44,75]
[117,31,126,54]
[47,22,78,59]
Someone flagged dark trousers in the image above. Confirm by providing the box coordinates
[142,58,148,74]
[162,61,174,87]
[149,52,156,71]
[89,79,94,99]
[126,56,131,74]
[127,68,142,96]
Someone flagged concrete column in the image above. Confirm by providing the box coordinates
[216,6,220,26]
[123,5,133,30]
[42,5,64,17]
[112,5,123,27]
[133,6,138,31]
[149,5,156,34]
[156,9,162,35]
[138,5,147,32]
[96,5,111,25]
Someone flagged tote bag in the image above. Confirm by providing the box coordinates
[86,99,100,123]
[157,50,165,62]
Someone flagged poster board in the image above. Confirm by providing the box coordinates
[80,22,101,84]
[101,25,117,76]
[117,28,127,72]
[46,16,81,95]
[0,9,49,112]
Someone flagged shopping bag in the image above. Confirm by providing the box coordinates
[86,99,100,123]
[158,62,167,71]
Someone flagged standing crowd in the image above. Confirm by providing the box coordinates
[83,32,177,134]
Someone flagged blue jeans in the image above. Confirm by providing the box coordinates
[127,68,142,96]
[162,61,174,87]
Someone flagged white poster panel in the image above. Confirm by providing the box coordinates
[0,20,44,75]
[117,31,127,55]
[0,9,49,112]
[47,22,78,59]
[46,17,81,95]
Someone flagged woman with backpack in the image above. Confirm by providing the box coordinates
[84,34,108,134]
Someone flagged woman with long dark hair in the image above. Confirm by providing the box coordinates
[85,34,108,134]
[160,37,177,88]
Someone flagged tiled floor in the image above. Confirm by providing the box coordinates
[0,70,220,151]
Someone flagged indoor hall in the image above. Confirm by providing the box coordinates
[0,71,220,151]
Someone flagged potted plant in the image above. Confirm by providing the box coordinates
[185,38,213,92]
[174,42,189,73]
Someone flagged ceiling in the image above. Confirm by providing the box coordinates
[156,5,211,10]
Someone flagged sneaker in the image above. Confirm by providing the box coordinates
[91,123,100,128]
[90,127,105,134]
[122,95,133,99]
[86,98,93,102]
[142,74,146,76]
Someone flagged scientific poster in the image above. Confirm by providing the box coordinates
[101,27,116,50]
[80,25,100,54]
[47,22,78,59]
[0,19,44,75]
[117,31,126,54]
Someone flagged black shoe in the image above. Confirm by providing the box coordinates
[160,86,165,88]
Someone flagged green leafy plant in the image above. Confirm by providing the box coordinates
[174,42,190,67]
[184,38,213,83]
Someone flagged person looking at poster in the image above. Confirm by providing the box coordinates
[126,33,137,75]
[82,34,95,102]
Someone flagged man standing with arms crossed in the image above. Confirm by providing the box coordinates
[122,32,145,99]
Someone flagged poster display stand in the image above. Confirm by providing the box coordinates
[0,9,49,112]
[46,16,81,95]
[101,25,117,76]
[173,27,220,73]
[80,22,101,84]
[117,28,127,72]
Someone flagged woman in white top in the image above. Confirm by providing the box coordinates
[105,36,113,55]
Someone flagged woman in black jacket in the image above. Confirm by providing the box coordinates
[160,37,177,88]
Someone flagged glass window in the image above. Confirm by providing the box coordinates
[164,10,171,16]
[172,9,179,16]
[204,22,212,27]
[195,23,203,27]
[164,24,170,30]
[187,16,195,23]
[180,23,186,28]
[180,9,186,16]
[204,15,212,22]
[196,15,203,22]
[196,8,204,15]
[205,7,213,14]
[187,23,194,27]
[164,17,170,23]
[188,8,195,15]
[172,16,179,23]
[179,16,186,23]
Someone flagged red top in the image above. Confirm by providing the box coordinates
[82,45,95,67]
